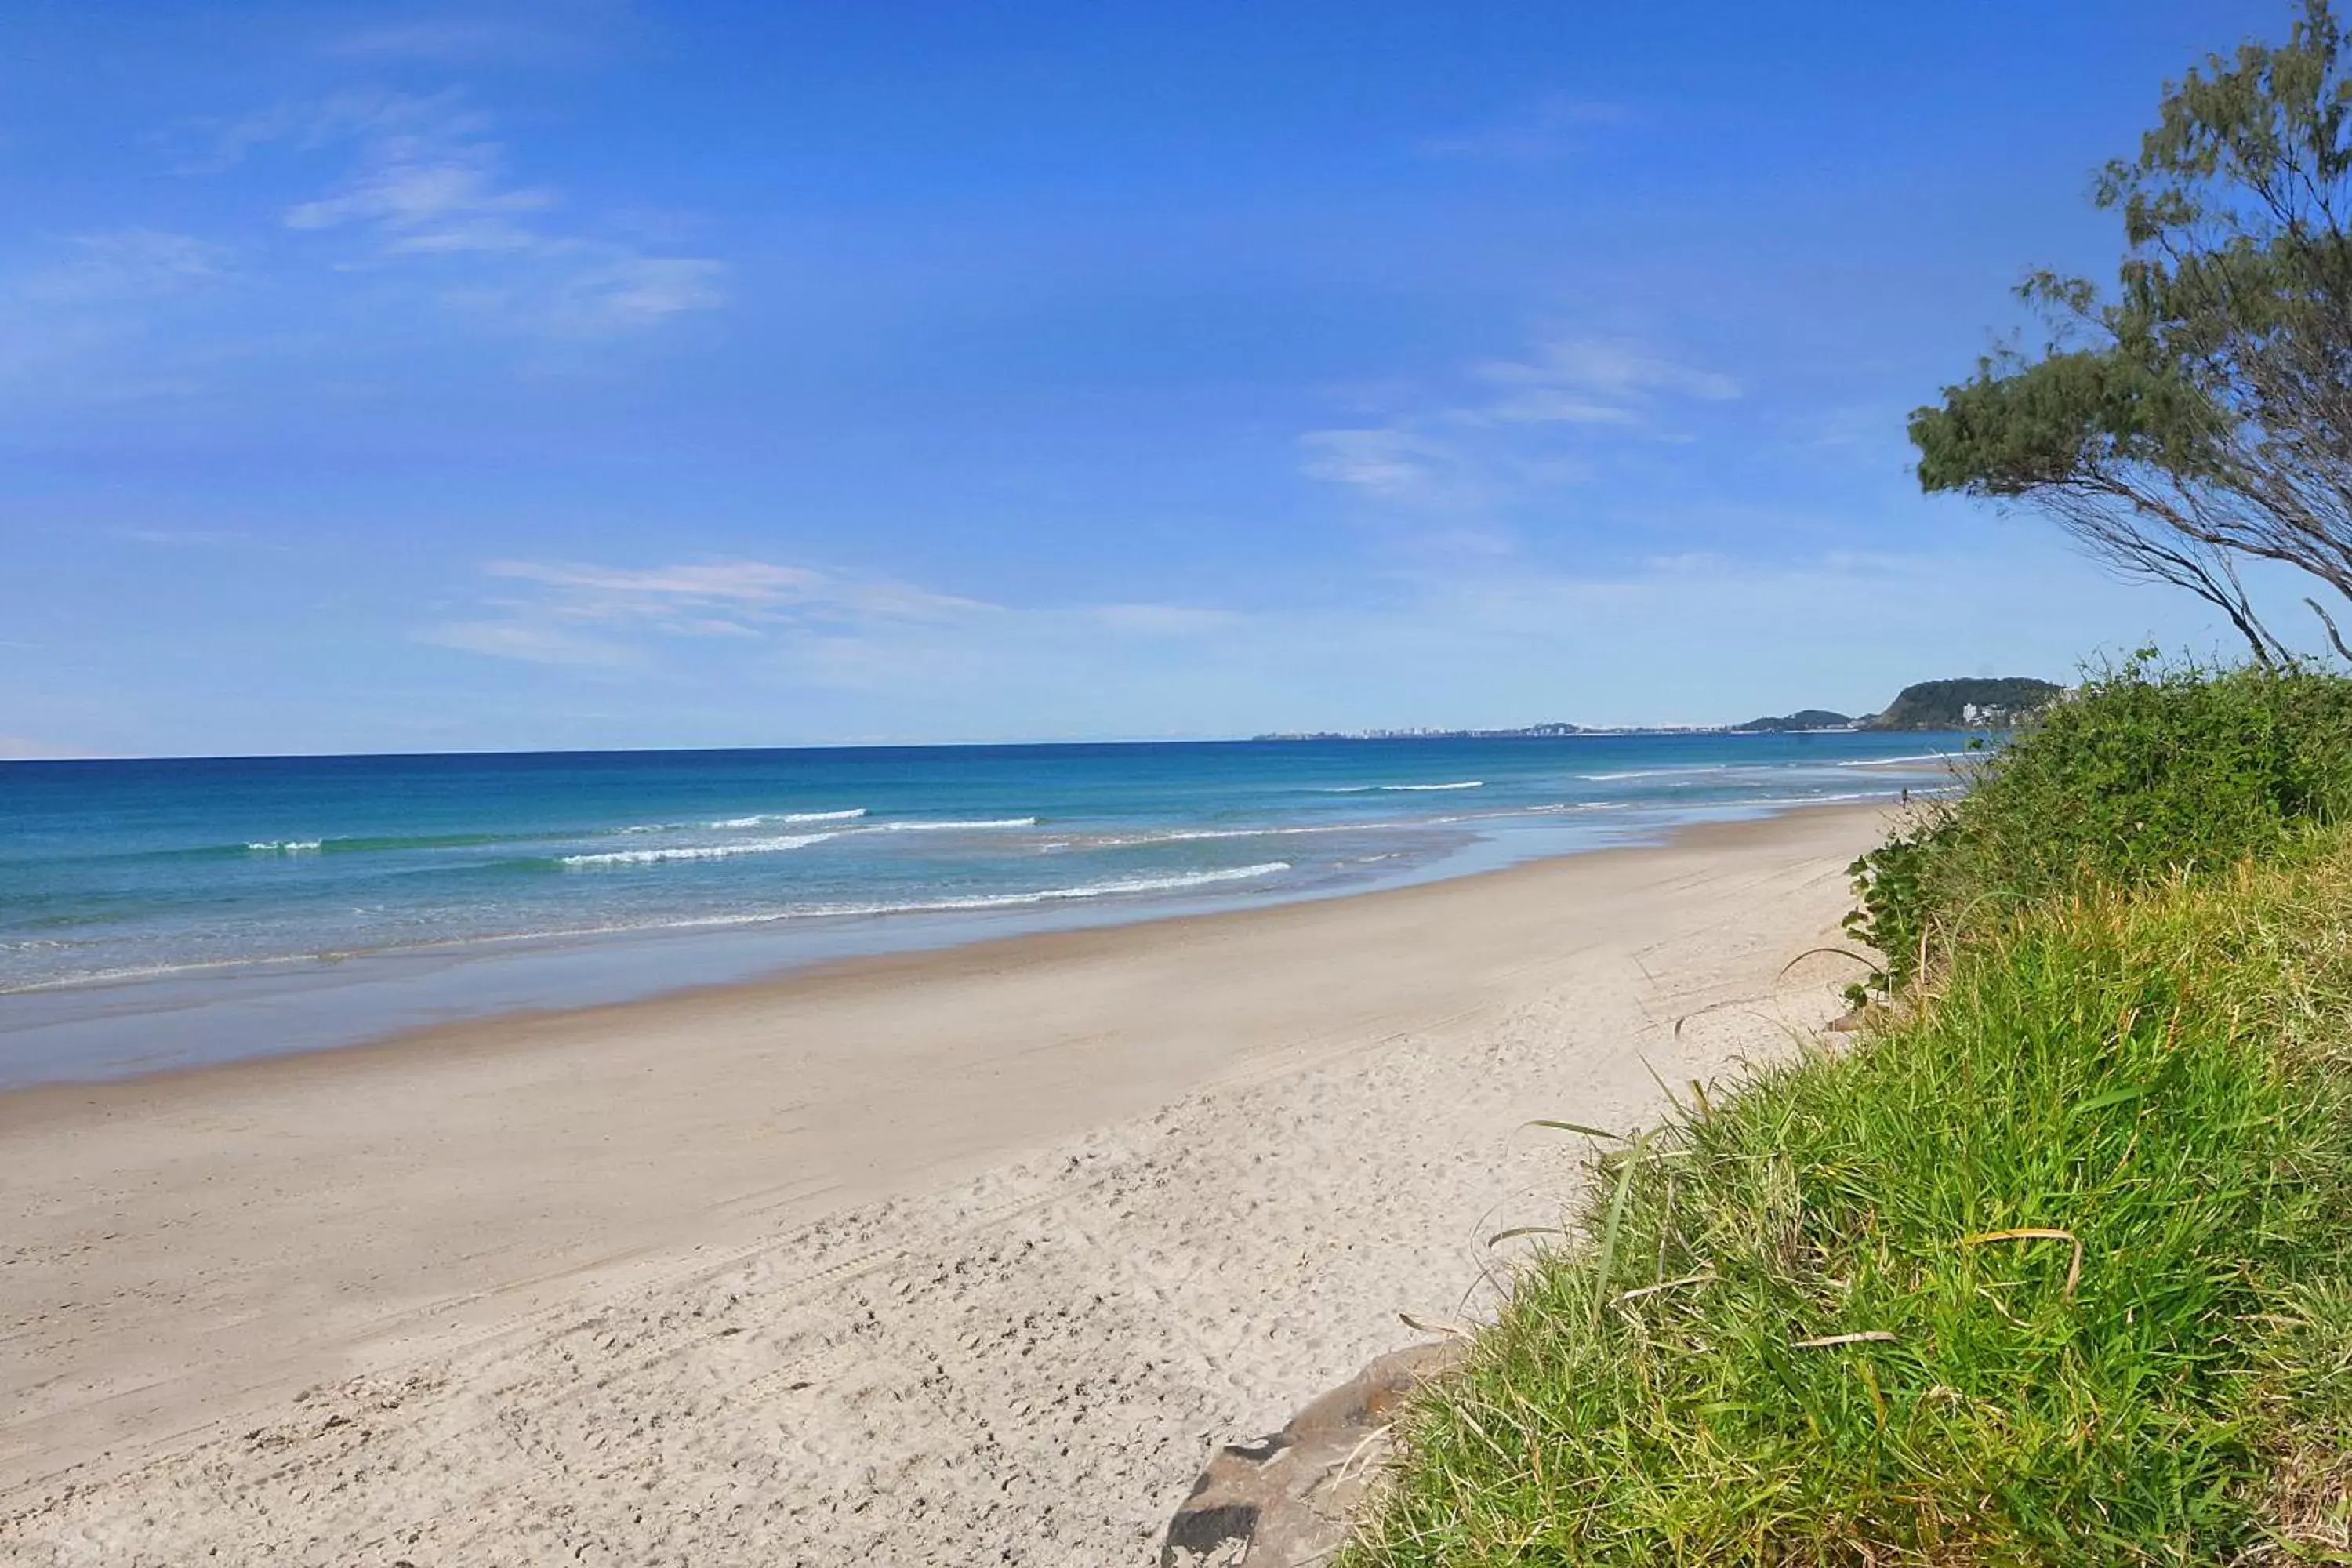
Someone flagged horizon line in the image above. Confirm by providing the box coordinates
[0,721,1904,767]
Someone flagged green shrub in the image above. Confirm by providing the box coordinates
[1347,851,2352,1565]
[1849,658,2352,994]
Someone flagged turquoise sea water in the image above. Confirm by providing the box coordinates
[0,735,1962,1086]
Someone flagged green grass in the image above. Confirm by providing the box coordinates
[1344,852,2352,1564]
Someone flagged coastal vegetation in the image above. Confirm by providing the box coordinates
[1338,9,2352,1555]
[1847,658,2352,995]
[1345,658,2352,1564]
[1341,12,2352,1539]
[1346,19,2352,1552]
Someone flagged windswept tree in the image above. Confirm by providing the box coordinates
[1911,0,2352,662]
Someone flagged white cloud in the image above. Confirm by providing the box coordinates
[423,556,1004,666]
[486,559,829,600]
[543,255,728,332]
[223,90,725,335]
[415,619,634,667]
[1301,332,1740,518]
[1298,428,1479,508]
[483,557,991,622]
[169,89,477,176]
[1463,336,1741,419]
[412,538,2241,740]
[286,139,555,254]
[357,523,2292,746]
[421,557,1274,689]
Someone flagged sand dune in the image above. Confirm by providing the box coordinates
[0,804,1884,1565]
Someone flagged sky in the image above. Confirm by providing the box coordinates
[0,0,2316,757]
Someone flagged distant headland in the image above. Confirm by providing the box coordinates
[1252,677,2063,741]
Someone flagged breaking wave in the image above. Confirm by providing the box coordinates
[709,808,867,828]
[805,861,1292,913]
[1322,780,1484,793]
[560,833,840,867]
[1835,753,1954,769]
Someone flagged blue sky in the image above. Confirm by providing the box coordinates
[0,0,2310,757]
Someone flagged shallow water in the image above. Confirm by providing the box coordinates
[0,734,1965,1084]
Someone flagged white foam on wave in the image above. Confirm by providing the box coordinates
[488,862,1303,940]
[1073,800,1651,851]
[561,832,839,867]
[1582,765,1733,782]
[1741,790,1905,807]
[860,816,1037,833]
[710,808,866,828]
[2,863,1294,994]
[1080,822,1387,848]
[1323,780,1484,793]
[813,860,1292,913]
[1836,753,1955,769]
[246,840,323,853]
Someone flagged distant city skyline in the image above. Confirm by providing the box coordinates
[0,0,2310,758]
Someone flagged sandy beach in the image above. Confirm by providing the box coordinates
[0,802,1885,1565]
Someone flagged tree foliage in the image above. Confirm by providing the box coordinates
[1911,1,2352,660]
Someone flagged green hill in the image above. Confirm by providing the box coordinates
[1862,677,2060,731]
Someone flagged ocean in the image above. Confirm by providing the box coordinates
[0,733,1962,1086]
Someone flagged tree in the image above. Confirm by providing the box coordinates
[1911,0,2352,663]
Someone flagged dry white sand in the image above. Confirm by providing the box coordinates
[0,804,1886,1565]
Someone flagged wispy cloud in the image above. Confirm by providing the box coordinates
[417,554,1272,691]
[20,230,233,303]
[1418,95,1632,162]
[1299,332,1738,521]
[1459,338,1740,424]
[281,93,724,333]
[415,619,637,668]
[285,133,556,255]
[1298,428,1488,510]
[419,556,1001,666]
[176,89,724,336]
[482,557,991,625]
[407,542,2153,738]
[532,255,726,332]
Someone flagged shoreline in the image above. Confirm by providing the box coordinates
[0,794,1898,1093]
[2,800,1889,1564]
